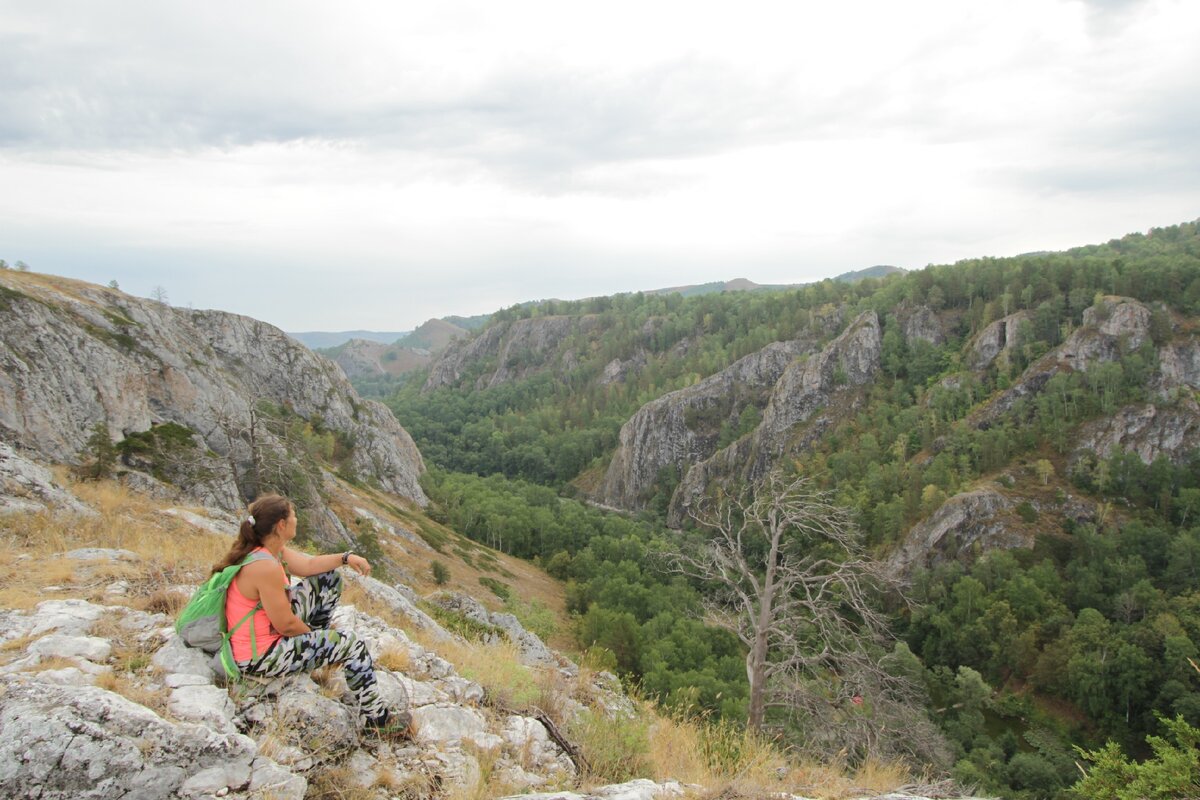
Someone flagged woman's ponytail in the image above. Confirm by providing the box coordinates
[211,494,293,574]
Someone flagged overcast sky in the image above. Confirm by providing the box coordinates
[1,1,1197,331]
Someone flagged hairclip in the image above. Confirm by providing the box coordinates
[246,514,256,526]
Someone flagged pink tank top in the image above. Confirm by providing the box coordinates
[226,548,287,662]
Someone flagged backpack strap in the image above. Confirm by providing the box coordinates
[227,550,277,661]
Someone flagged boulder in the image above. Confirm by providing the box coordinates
[0,441,90,514]
[0,678,271,800]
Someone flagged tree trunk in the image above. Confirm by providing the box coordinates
[747,633,769,731]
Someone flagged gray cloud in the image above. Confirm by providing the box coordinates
[0,6,908,196]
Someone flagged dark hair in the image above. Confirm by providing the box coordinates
[211,494,293,574]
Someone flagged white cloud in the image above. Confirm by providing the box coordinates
[0,0,1197,330]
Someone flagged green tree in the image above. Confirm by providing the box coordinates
[79,422,118,480]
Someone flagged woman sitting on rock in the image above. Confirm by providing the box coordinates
[213,493,406,734]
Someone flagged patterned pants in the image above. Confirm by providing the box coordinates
[239,570,389,725]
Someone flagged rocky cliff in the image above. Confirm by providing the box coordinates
[970,297,1200,463]
[423,315,603,392]
[885,296,1200,573]
[326,319,468,381]
[887,488,1023,574]
[667,311,882,525]
[327,338,432,380]
[598,339,814,511]
[0,272,426,518]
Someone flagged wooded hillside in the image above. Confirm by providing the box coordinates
[377,220,1200,799]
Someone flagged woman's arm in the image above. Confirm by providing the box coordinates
[241,560,309,636]
[282,547,372,577]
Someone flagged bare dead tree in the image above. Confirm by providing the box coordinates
[667,470,947,765]
[205,403,316,505]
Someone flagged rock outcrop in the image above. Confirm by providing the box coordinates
[972,297,1156,428]
[0,585,984,796]
[897,304,945,346]
[0,587,577,799]
[754,311,881,452]
[969,311,1032,370]
[423,315,603,391]
[0,440,92,515]
[0,273,426,512]
[327,338,431,379]
[666,313,882,525]
[1073,400,1200,466]
[888,488,1027,575]
[598,339,814,511]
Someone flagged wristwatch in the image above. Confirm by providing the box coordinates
[341,551,352,565]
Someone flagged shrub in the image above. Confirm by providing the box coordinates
[570,709,651,783]
[478,576,511,600]
[431,560,450,585]
[1070,715,1200,799]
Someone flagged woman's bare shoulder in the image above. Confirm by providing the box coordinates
[239,557,285,582]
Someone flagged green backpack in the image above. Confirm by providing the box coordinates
[176,551,275,680]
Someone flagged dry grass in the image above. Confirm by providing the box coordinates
[27,655,81,673]
[435,638,542,711]
[306,765,377,800]
[325,480,573,651]
[574,698,917,800]
[94,670,171,716]
[0,479,229,613]
[377,646,411,673]
[0,633,39,654]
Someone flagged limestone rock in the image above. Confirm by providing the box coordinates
[29,633,112,662]
[153,635,219,679]
[25,598,105,637]
[163,507,237,537]
[170,684,239,735]
[0,272,426,516]
[668,313,881,525]
[1073,401,1200,466]
[0,441,89,514]
[889,489,1026,575]
[973,297,1155,428]
[599,338,813,511]
[754,310,882,455]
[344,572,452,642]
[1158,339,1200,392]
[412,704,492,747]
[0,678,270,800]
[898,304,945,345]
[969,311,1031,370]
[427,591,563,668]
[65,547,138,561]
[598,351,648,386]
[248,758,307,800]
[276,684,358,753]
[424,315,603,392]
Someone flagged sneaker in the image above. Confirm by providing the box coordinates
[366,709,412,740]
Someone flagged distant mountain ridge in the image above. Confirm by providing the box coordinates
[644,267,906,298]
[319,318,469,386]
[288,329,411,349]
